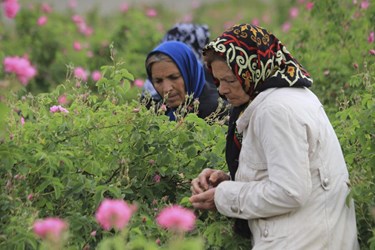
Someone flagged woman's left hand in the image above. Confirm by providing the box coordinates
[189,188,217,210]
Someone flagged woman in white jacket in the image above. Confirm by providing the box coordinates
[189,23,359,250]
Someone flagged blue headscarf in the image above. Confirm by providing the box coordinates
[146,41,206,119]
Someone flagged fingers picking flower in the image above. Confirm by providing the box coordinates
[156,205,196,232]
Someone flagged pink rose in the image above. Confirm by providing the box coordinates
[360,0,369,9]
[95,199,133,231]
[50,105,69,113]
[146,8,157,17]
[3,0,20,19]
[120,3,129,13]
[37,16,47,26]
[251,18,260,26]
[306,2,314,10]
[33,217,68,243]
[74,67,88,81]
[41,3,52,13]
[282,22,292,33]
[3,56,37,85]
[58,95,67,105]
[289,7,299,19]
[27,193,33,200]
[73,41,82,51]
[156,205,196,232]
[134,78,144,88]
[153,174,161,183]
[91,70,101,81]
[368,32,374,43]
[68,0,77,9]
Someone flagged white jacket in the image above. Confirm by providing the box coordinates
[215,87,359,250]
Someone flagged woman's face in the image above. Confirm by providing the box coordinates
[151,60,186,108]
[211,60,250,107]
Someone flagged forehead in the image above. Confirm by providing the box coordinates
[151,60,179,77]
[211,60,234,78]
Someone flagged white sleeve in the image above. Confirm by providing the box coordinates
[214,105,312,219]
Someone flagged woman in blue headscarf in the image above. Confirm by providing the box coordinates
[142,23,213,102]
[145,41,225,120]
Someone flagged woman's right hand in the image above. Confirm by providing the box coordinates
[190,168,230,195]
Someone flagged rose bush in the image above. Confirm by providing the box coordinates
[0,0,374,249]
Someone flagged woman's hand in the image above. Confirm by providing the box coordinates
[190,168,230,195]
[189,188,217,210]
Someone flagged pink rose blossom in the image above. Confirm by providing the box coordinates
[282,22,292,33]
[27,193,33,200]
[68,0,77,9]
[191,0,201,9]
[72,14,84,24]
[149,159,155,165]
[41,3,52,13]
[3,0,20,19]
[91,70,101,81]
[134,78,144,88]
[20,116,25,126]
[306,2,314,10]
[33,217,68,242]
[368,32,374,43]
[50,105,69,113]
[156,205,196,232]
[3,56,37,85]
[86,51,94,58]
[146,8,157,17]
[120,3,129,13]
[155,238,161,245]
[58,95,67,105]
[37,16,48,26]
[369,49,375,55]
[153,174,161,183]
[251,18,260,26]
[289,7,299,19]
[74,67,88,81]
[95,199,133,231]
[160,104,167,112]
[360,0,369,9]
[73,41,82,51]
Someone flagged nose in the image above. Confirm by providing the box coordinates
[218,82,229,96]
[161,80,173,96]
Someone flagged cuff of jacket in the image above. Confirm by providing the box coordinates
[214,180,247,218]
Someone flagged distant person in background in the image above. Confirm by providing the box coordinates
[145,41,226,120]
[142,23,216,102]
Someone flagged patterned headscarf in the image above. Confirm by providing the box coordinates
[162,23,210,62]
[203,23,313,99]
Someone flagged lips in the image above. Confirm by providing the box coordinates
[166,94,179,101]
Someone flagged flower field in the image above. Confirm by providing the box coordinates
[0,0,374,249]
